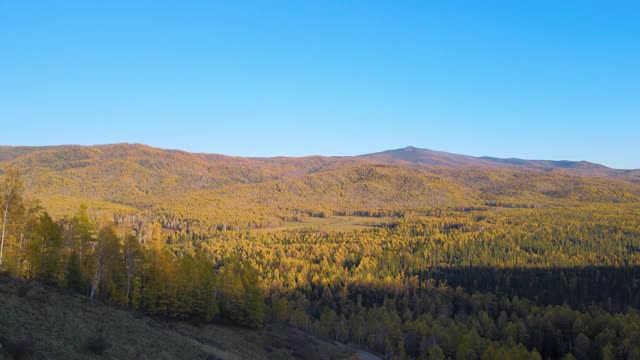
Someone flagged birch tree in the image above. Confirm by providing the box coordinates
[90,225,120,300]
[0,166,23,270]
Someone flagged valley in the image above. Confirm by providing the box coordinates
[1,144,639,359]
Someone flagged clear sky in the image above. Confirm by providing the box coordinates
[1,1,638,168]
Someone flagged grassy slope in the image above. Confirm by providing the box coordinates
[0,274,355,360]
[257,215,396,232]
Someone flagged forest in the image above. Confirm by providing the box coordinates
[2,154,640,359]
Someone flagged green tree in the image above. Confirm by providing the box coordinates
[90,225,122,300]
[575,333,590,360]
[73,203,95,276]
[428,345,445,360]
[28,212,63,282]
[66,251,84,292]
[123,233,141,306]
[243,268,265,328]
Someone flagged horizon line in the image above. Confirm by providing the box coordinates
[1,142,637,171]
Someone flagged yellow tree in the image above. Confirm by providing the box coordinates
[90,224,121,300]
[0,166,23,270]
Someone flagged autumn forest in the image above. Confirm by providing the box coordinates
[1,144,640,360]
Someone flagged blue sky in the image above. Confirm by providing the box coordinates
[1,1,638,168]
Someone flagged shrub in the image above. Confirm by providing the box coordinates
[17,285,31,298]
[1,336,35,360]
[85,334,111,355]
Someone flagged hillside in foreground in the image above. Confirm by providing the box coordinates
[0,274,358,360]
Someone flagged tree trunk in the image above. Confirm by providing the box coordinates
[90,265,103,300]
[16,231,24,277]
[125,240,133,305]
[0,204,9,270]
[90,239,104,300]
[126,266,132,304]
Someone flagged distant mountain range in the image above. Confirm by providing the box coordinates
[2,143,632,172]
[361,146,629,173]
[0,144,638,226]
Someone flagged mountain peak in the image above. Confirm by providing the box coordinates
[357,146,623,173]
[0,143,630,173]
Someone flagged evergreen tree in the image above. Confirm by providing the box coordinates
[66,251,84,292]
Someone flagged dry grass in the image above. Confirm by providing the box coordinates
[0,274,353,360]
[258,216,396,232]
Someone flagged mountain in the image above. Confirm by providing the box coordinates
[0,144,638,229]
[360,146,615,173]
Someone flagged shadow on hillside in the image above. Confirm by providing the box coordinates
[404,266,640,311]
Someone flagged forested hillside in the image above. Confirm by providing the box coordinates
[1,144,640,359]
[0,144,638,231]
